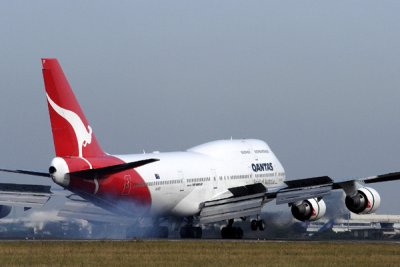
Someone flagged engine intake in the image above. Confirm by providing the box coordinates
[291,198,326,221]
[0,205,11,219]
[345,187,381,214]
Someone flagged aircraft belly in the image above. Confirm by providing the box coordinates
[148,187,187,216]
[169,186,217,217]
[147,185,214,217]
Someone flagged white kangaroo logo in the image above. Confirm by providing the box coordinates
[47,94,92,157]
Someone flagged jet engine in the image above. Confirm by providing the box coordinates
[345,187,381,214]
[0,205,12,219]
[291,198,326,221]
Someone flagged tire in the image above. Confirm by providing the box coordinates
[194,227,202,239]
[221,227,243,239]
[258,220,265,231]
[235,227,243,239]
[180,227,190,238]
[159,226,169,238]
[180,226,202,239]
[251,220,258,231]
[221,227,229,239]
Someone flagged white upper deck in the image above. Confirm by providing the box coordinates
[187,139,272,160]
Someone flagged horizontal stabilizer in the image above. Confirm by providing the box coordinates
[0,159,159,180]
[69,158,159,179]
[0,169,50,177]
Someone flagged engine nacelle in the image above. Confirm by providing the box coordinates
[345,187,381,214]
[291,198,326,221]
[0,205,12,219]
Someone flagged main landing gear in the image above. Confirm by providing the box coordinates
[180,216,202,239]
[180,226,202,238]
[126,225,169,239]
[221,219,243,239]
[150,217,169,238]
[150,226,169,238]
[250,216,265,232]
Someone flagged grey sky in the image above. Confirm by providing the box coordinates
[1,1,400,213]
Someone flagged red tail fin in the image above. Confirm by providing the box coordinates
[42,58,105,158]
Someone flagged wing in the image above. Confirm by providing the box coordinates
[198,171,400,224]
[270,176,334,204]
[199,183,268,224]
[198,177,334,224]
[0,183,52,208]
[346,171,400,185]
[271,171,400,205]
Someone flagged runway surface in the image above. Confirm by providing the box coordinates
[1,239,399,266]
[2,238,400,244]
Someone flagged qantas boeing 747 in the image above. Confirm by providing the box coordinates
[1,58,400,238]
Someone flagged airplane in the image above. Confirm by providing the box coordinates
[1,58,400,239]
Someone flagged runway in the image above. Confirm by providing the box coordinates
[1,239,399,266]
[2,237,400,244]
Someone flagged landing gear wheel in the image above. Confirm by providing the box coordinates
[235,227,243,239]
[257,220,265,231]
[221,227,243,239]
[180,226,189,238]
[180,226,202,239]
[194,227,202,238]
[221,227,228,239]
[144,226,169,238]
[158,226,169,238]
[251,220,258,231]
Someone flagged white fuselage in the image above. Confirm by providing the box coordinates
[116,139,286,217]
